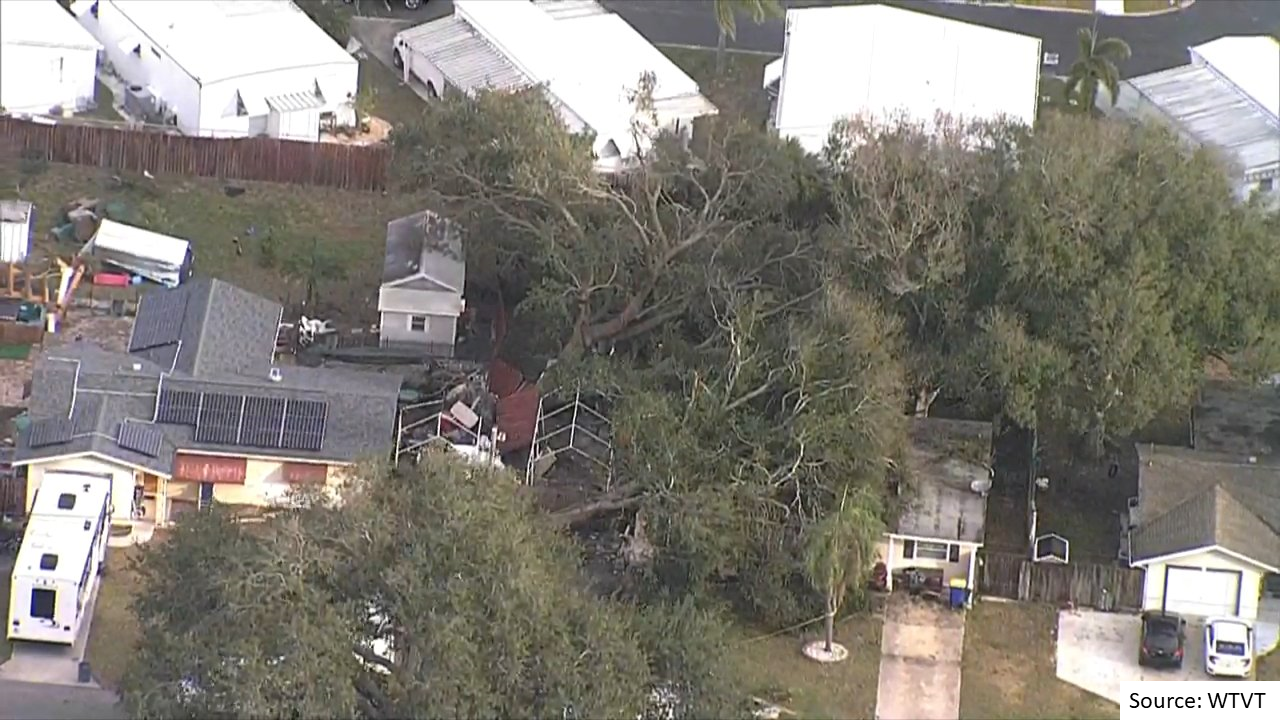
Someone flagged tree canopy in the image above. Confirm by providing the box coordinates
[123,456,747,719]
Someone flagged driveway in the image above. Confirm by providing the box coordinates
[0,679,124,720]
[875,595,964,720]
[1057,609,1204,704]
[348,16,440,103]
[0,568,104,687]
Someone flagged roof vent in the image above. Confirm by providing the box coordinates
[269,367,283,382]
[131,362,142,371]
[1249,456,1258,464]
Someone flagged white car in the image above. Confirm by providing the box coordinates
[1204,617,1254,678]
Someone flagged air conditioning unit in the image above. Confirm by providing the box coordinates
[123,85,156,119]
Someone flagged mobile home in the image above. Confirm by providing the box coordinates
[7,473,112,644]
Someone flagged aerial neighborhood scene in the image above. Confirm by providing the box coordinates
[1,0,1279,717]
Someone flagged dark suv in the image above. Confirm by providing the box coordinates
[1139,611,1186,669]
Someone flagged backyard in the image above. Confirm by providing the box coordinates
[960,600,1119,720]
[733,614,882,720]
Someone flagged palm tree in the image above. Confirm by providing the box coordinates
[713,0,783,75]
[1063,19,1132,114]
[802,484,884,655]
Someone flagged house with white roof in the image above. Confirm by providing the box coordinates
[0,0,102,115]
[71,0,357,141]
[391,0,717,171]
[1104,36,1280,205]
[764,3,1042,154]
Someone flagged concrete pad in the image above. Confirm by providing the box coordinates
[1056,609,1204,705]
[875,596,964,720]
[0,679,124,720]
[1256,595,1280,654]
[348,17,438,103]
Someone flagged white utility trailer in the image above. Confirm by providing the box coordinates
[7,472,112,644]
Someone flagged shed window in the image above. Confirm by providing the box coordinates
[1261,178,1274,193]
[57,493,77,510]
[30,589,56,619]
[915,541,950,561]
[901,540,961,562]
[409,315,428,332]
[40,553,59,571]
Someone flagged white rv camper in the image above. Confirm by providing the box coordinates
[7,472,112,644]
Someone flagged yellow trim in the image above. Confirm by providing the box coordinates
[14,451,173,479]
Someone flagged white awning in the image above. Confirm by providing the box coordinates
[265,92,324,113]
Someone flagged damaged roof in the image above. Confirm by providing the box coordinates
[382,210,465,291]
[896,417,992,544]
[16,279,403,474]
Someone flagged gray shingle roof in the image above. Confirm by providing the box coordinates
[15,280,403,473]
[382,210,465,290]
[896,417,991,544]
[1131,444,1280,569]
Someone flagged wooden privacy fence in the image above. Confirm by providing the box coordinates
[0,117,391,191]
[980,550,1144,609]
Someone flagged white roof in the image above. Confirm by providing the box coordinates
[773,4,1041,154]
[101,0,354,86]
[1114,64,1280,178]
[0,0,102,51]
[1191,36,1280,120]
[449,1,713,160]
[13,516,100,583]
[29,472,112,521]
[88,219,191,268]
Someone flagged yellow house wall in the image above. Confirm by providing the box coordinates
[1141,549,1264,620]
[171,459,346,509]
[25,456,138,524]
[876,537,978,587]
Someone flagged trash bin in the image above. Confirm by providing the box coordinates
[948,578,969,609]
[78,660,92,684]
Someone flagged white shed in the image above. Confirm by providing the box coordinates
[0,201,36,264]
[378,210,465,355]
[0,0,102,115]
[81,219,193,287]
[75,0,357,140]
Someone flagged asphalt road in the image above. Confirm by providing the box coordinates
[604,0,1280,76]
[0,680,125,720]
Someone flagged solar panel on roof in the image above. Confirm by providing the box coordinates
[280,399,327,452]
[194,393,245,445]
[156,388,201,425]
[117,421,164,458]
[239,396,287,448]
[128,290,188,351]
[28,418,74,448]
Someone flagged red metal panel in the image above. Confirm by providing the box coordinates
[92,273,130,287]
[172,454,247,484]
[496,385,539,453]
[488,359,525,399]
[281,462,328,484]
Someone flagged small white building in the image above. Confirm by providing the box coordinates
[392,0,716,171]
[81,219,194,287]
[7,471,112,645]
[0,200,36,264]
[766,3,1042,154]
[1104,36,1280,205]
[0,0,102,115]
[74,0,358,140]
[378,210,465,355]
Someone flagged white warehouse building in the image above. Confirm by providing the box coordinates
[765,3,1042,154]
[72,0,358,141]
[0,0,102,115]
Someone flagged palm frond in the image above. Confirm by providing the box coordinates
[1093,37,1132,62]
[714,0,738,40]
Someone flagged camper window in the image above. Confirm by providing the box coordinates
[30,589,56,620]
[40,553,59,571]
[57,493,77,510]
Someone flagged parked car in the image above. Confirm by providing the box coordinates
[1138,611,1185,668]
[1204,617,1254,678]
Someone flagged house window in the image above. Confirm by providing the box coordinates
[409,315,428,332]
[900,539,962,563]
[57,493,77,510]
[1261,178,1275,193]
[30,589,56,620]
[40,553,59,571]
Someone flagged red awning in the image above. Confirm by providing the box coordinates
[172,454,247,484]
[282,462,328,484]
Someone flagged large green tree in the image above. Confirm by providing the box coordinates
[122,457,748,719]
[1064,23,1132,112]
[711,0,784,75]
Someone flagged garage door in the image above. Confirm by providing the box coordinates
[1163,566,1241,617]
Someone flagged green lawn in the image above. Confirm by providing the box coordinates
[85,547,141,689]
[84,80,122,122]
[960,601,1118,720]
[733,614,882,720]
[359,57,430,128]
[6,161,424,325]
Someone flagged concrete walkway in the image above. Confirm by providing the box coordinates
[874,595,965,720]
[0,679,124,720]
